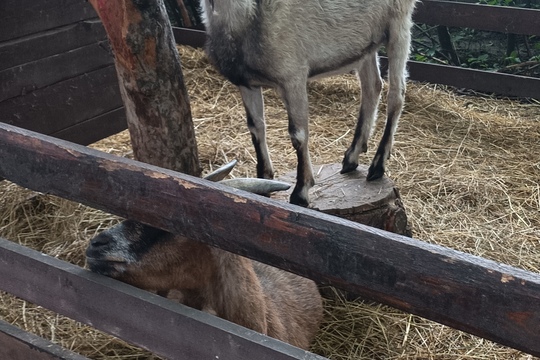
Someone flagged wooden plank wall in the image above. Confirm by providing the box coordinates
[0,0,126,146]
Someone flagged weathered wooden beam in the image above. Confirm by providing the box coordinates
[0,238,325,360]
[416,0,540,36]
[0,319,89,360]
[88,0,201,176]
[0,123,539,357]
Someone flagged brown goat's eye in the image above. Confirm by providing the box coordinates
[126,222,170,257]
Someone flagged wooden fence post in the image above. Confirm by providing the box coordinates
[88,0,200,175]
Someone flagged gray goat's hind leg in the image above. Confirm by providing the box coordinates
[239,86,274,179]
[367,21,410,181]
[342,55,383,174]
[279,82,314,207]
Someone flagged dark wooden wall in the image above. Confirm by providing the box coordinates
[0,0,126,145]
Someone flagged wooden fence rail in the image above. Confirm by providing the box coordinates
[0,319,89,360]
[1,0,539,358]
[1,122,539,357]
[0,237,323,360]
[415,0,540,36]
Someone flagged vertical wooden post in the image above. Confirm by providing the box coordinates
[88,0,201,176]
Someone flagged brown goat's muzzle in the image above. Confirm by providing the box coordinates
[85,231,129,276]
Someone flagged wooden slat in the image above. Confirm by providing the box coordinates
[379,58,540,99]
[0,0,97,43]
[0,66,123,135]
[0,19,106,72]
[0,238,326,360]
[0,319,89,360]
[172,26,206,48]
[416,0,540,36]
[0,123,539,357]
[51,107,127,146]
[0,41,114,102]
[407,61,540,99]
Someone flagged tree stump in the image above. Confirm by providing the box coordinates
[274,163,412,237]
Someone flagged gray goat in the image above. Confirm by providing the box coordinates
[201,0,417,206]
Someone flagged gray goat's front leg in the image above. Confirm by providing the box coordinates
[279,82,314,207]
[239,86,274,179]
[342,54,383,174]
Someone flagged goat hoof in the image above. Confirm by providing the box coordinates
[367,163,385,181]
[340,160,358,174]
[290,192,309,207]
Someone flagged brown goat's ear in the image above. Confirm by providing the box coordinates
[204,160,237,182]
[220,178,291,195]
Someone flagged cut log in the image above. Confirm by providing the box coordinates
[275,163,411,237]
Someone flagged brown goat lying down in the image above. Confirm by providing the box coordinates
[85,175,323,350]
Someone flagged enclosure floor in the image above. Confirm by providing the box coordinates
[1,46,539,360]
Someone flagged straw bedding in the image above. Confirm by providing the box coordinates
[0,46,538,359]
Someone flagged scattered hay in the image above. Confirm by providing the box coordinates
[1,45,539,359]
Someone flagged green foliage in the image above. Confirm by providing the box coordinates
[467,53,490,68]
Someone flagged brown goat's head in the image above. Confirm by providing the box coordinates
[85,161,290,293]
[86,219,219,294]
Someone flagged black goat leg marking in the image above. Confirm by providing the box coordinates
[367,110,396,181]
[248,116,271,179]
[342,109,367,174]
[241,86,274,179]
[290,138,312,207]
[342,55,382,174]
